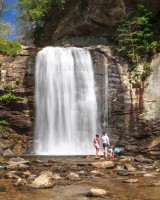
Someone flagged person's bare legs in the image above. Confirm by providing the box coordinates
[96,147,99,157]
[103,147,106,157]
[106,147,108,157]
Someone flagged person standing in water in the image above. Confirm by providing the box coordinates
[102,132,110,158]
[93,134,100,157]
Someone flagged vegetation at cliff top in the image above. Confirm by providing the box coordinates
[115,5,159,82]
[19,0,66,43]
[0,37,22,56]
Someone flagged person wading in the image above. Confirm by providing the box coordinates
[93,134,100,157]
[102,132,110,158]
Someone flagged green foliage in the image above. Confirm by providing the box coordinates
[0,37,22,56]
[19,0,66,43]
[15,77,20,86]
[0,120,9,125]
[2,83,14,91]
[0,23,10,38]
[141,62,153,81]
[0,92,23,104]
[116,5,159,65]
[131,62,153,84]
[115,5,159,83]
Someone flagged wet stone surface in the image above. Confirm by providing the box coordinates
[0,155,159,200]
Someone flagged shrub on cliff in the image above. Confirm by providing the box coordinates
[0,37,22,56]
[0,92,23,104]
[115,5,159,82]
[115,5,159,66]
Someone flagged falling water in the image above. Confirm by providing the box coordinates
[34,47,98,155]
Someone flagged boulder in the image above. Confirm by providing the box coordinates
[14,178,27,187]
[123,178,139,183]
[119,156,134,162]
[134,156,153,163]
[124,164,136,172]
[4,171,20,179]
[3,149,14,156]
[52,173,61,180]
[6,157,30,165]
[30,170,53,189]
[17,164,29,170]
[23,171,32,177]
[66,172,81,181]
[92,161,114,169]
[12,143,25,155]
[86,188,109,197]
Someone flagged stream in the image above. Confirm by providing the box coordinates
[0,155,160,200]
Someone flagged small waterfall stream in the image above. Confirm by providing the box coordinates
[34,47,99,155]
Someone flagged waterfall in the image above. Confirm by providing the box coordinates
[34,47,99,155]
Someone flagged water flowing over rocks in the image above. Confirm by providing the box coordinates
[0,156,159,199]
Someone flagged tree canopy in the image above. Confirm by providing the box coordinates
[19,0,66,44]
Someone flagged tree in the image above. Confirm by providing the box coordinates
[19,0,66,44]
[116,5,159,66]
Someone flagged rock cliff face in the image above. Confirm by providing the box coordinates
[1,47,160,155]
[89,46,160,154]
[39,0,160,153]
[0,48,36,155]
[41,0,160,47]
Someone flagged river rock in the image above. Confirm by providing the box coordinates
[17,164,29,170]
[119,156,134,162]
[27,174,37,180]
[86,188,109,197]
[23,171,32,178]
[6,157,30,165]
[30,170,53,189]
[134,156,153,163]
[123,178,139,183]
[3,149,14,156]
[5,165,18,170]
[124,164,136,172]
[52,173,61,180]
[66,172,81,181]
[4,171,20,179]
[12,143,25,155]
[0,165,5,170]
[90,170,104,175]
[114,165,125,171]
[143,173,157,178]
[92,161,114,169]
[14,178,27,186]
[151,181,160,187]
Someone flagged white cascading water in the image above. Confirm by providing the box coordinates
[34,47,98,155]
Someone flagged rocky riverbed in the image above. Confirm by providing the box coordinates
[0,155,160,200]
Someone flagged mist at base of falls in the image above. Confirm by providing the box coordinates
[34,47,99,155]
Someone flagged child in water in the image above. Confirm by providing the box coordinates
[109,144,114,157]
[93,134,100,157]
[109,144,124,157]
